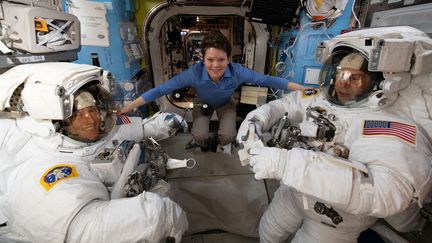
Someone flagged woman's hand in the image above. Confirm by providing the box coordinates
[117,97,146,115]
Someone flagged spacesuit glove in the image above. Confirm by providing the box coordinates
[162,197,189,242]
[143,112,188,141]
[236,116,263,147]
[248,147,287,180]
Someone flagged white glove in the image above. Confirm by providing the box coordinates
[249,147,356,208]
[237,119,264,166]
[67,192,188,243]
[163,197,189,242]
[143,112,188,141]
[236,116,263,146]
[248,147,286,180]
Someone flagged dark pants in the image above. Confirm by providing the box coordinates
[191,99,237,147]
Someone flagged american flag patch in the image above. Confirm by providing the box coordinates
[363,120,416,145]
[116,115,131,125]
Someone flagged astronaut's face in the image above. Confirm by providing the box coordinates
[65,106,101,142]
[334,68,372,104]
[203,47,229,82]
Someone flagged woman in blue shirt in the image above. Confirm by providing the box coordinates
[119,31,306,151]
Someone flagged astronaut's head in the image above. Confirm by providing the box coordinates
[62,91,101,142]
[61,83,115,143]
[319,49,381,107]
[334,52,375,105]
[0,63,117,145]
[316,26,432,110]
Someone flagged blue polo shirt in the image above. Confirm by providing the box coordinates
[141,61,289,108]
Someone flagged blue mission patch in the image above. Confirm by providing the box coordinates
[302,88,319,97]
[40,164,78,191]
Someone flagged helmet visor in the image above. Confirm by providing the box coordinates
[62,84,115,143]
[319,50,375,107]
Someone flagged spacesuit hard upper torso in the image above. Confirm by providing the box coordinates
[0,116,183,243]
[249,89,431,242]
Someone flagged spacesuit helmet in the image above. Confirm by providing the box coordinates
[61,83,115,143]
[319,48,382,107]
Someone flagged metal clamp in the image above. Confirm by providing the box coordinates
[166,158,196,170]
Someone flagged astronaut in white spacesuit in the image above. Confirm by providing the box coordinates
[237,26,432,243]
[0,62,188,243]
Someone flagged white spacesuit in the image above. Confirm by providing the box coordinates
[237,26,432,243]
[0,63,188,242]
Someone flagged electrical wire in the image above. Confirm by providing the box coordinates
[351,0,361,29]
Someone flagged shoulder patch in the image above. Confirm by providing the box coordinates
[362,120,417,145]
[40,164,79,191]
[302,88,319,98]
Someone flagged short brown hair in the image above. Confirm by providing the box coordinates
[200,31,231,57]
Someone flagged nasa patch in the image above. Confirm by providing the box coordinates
[302,88,319,97]
[40,164,79,191]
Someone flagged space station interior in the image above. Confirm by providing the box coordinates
[0,0,431,243]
